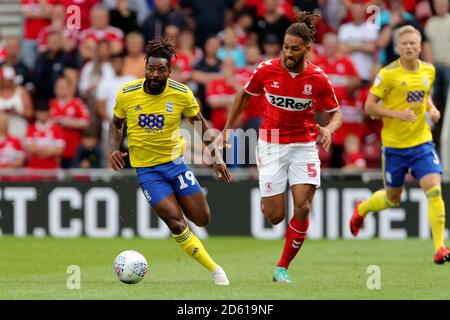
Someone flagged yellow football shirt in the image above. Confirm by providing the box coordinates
[114,78,200,167]
[370,59,435,148]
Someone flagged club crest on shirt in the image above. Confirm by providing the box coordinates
[271,81,279,88]
[265,182,273,192]
[166,102,173,113]
[303,84,312,95]
[422,77,428,87]
[134,105,142,111]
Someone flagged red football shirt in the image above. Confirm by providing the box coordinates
[50,97,90,159]
[25,121,65,169]
[244,58,339,144]
[0,136,24,168]
[22,0,57,40]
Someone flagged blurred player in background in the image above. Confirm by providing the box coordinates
[223,12,342,283]
[109,37,231,285]
[349,25,450,264]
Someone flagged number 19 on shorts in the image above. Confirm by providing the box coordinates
[177,171,196,190]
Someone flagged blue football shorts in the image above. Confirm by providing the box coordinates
[383,141,442,187]
[136,157,203,207]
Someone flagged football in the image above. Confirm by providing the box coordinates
[113,250,148,284]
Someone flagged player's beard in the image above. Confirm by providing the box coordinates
[146,78,167,95]
[283,55,304,72]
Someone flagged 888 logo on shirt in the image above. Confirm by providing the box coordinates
[406,90,425,103]
[138,114,165,133]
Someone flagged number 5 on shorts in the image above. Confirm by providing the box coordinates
[307,163,317,178]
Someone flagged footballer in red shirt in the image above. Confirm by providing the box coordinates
[223,12,342,283]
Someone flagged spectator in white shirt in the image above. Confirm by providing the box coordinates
[338,2,379,85]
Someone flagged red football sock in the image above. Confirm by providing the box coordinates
[276,217,309,269]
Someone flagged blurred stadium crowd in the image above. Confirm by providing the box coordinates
[0,0,449,173]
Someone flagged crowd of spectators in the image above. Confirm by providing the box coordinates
[0,0,448,174]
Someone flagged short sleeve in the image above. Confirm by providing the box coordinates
[316,76,340,112]
[182,88,200,117]
[370,69,391,99]
[244,62,266,96]
[113,87,126,119]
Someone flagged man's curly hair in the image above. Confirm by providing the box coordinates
[144,37,177,65]
[285,11,321,43]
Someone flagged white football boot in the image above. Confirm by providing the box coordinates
[212,266,230,285]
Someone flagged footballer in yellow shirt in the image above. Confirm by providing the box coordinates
[348,26,449,264]
[109,37,231,284]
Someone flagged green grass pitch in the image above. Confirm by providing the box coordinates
[1,236,450,300]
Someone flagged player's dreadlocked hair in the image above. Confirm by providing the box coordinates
[144,37,177,65]
[285,11,320,44]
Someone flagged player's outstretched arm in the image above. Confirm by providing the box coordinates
[109,115,128,171]
[365,92,416,122]
[186,112,231,182]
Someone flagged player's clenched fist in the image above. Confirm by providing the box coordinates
[110,150,128,171]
